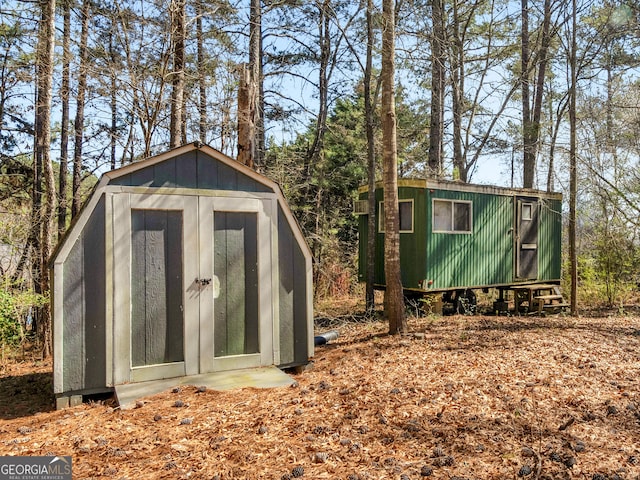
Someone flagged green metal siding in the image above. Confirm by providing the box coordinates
[537,198,562,281]
[357,187,428,289]
[401,187,428,288]
[425,189,514,289]
[357,209,368,282]
[358,182,563,292]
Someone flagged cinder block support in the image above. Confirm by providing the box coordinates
[55,396,69,410]
[55,395,83,410]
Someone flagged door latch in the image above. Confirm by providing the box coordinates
[195,278,212,286]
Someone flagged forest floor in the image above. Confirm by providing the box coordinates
[1,298,640,480]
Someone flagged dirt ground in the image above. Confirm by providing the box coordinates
[1,304,639,479]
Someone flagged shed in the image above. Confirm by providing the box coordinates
[52,143,313,408]
[356,179,563,311]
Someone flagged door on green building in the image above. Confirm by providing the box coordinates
[515,197,539,280]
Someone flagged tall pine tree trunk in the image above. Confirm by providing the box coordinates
[428,0,445,177]
[197,0,207,144]
[301,0,332,273]
[450,0,465,181]
[109,27,117,170]
[58,0,71,238]
[249,0,264,170]
[237,64,256,168]
[364,0,376,313]
[569,0,577,315]
[169,0,185,149]
[72,0,90,217]
[521,0,534,188]
[522,0,552,188]
[34,0,57,357]
[381,0,406,335]
[238,0,262,169]
[306,0,330,170]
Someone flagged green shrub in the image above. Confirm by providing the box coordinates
[0,287,47,347]
[0,289,22,346]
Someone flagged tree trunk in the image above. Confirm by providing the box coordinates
[521,0,534,188]
[34,0,57,358]
[220,99,231,154]
[72,0,90,218]
[109,29,117,170]
[197,0,207,144]
[306,0,331,172]
[530,0,552,175]
[249,0,264,170]
[237,0,262,169]
[450,0,466,181]
[364,0,376,313]
[569,0,577,315]
[169,0,185,149]
[546,87,569,192]
[522,0,552,188]
[604,59,619,176]
[381,0,406,335]
[300,0,332,270]
[428,0,445,177]
[58,0,70,238]
[450,0,465,181]
[237,64,256,169]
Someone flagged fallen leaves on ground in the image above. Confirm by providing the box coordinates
[1,313,640,480]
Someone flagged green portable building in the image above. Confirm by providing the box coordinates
[357,179,563,297]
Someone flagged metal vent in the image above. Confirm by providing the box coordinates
[353,199,369,215]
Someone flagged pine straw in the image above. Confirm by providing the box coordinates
[1,314,640,480]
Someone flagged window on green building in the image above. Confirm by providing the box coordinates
[433,199,472,233]
[378,199,414,233]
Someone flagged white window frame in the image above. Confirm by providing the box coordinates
[378,199,414,233]
[432,199,473,234]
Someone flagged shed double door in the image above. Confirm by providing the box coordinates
[112,193,273,384]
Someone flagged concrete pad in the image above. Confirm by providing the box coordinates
[114,366,295,409]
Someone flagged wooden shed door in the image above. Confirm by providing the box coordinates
[515,197,539,280]
[131,209,184,364]
[112,193,273,385]
[198,197,273,372]
[113,194,199,384]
